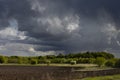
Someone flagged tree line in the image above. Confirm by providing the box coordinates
[0,51,120,67]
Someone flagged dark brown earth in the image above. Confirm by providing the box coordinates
[0,66,72,80]
[0,66,120,80]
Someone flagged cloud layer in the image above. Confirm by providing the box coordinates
[0,0,120,57]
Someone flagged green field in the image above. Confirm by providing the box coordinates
[81,74,120,80]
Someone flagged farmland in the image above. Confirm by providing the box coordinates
[0,65,119,80]
[0,65,72,80]
[0,64,97,80]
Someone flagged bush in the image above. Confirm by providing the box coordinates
[70,60,76,65]
[105,60,115,67]
[30,59,38,65]
[115,59,120,68]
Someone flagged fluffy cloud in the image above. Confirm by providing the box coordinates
[0,19,27,40]
[0,0,120,57]
[0,43,57,56]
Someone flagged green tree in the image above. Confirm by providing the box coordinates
[57,53,65,58]
[18,57,23,64]
[0,56,6,63]
[115,59,120,68]
[8,56,20,64]
[46,55,56,59]
[46,60,51,66]
[95,57,106,67]
[50,58,66,64]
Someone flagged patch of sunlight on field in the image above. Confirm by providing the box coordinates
[0,64,97,67]
[47,64,97,67]
[81,74,120,80]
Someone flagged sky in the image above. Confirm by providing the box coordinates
[0,0,120,57]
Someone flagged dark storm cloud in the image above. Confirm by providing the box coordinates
[0,0,120,56]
